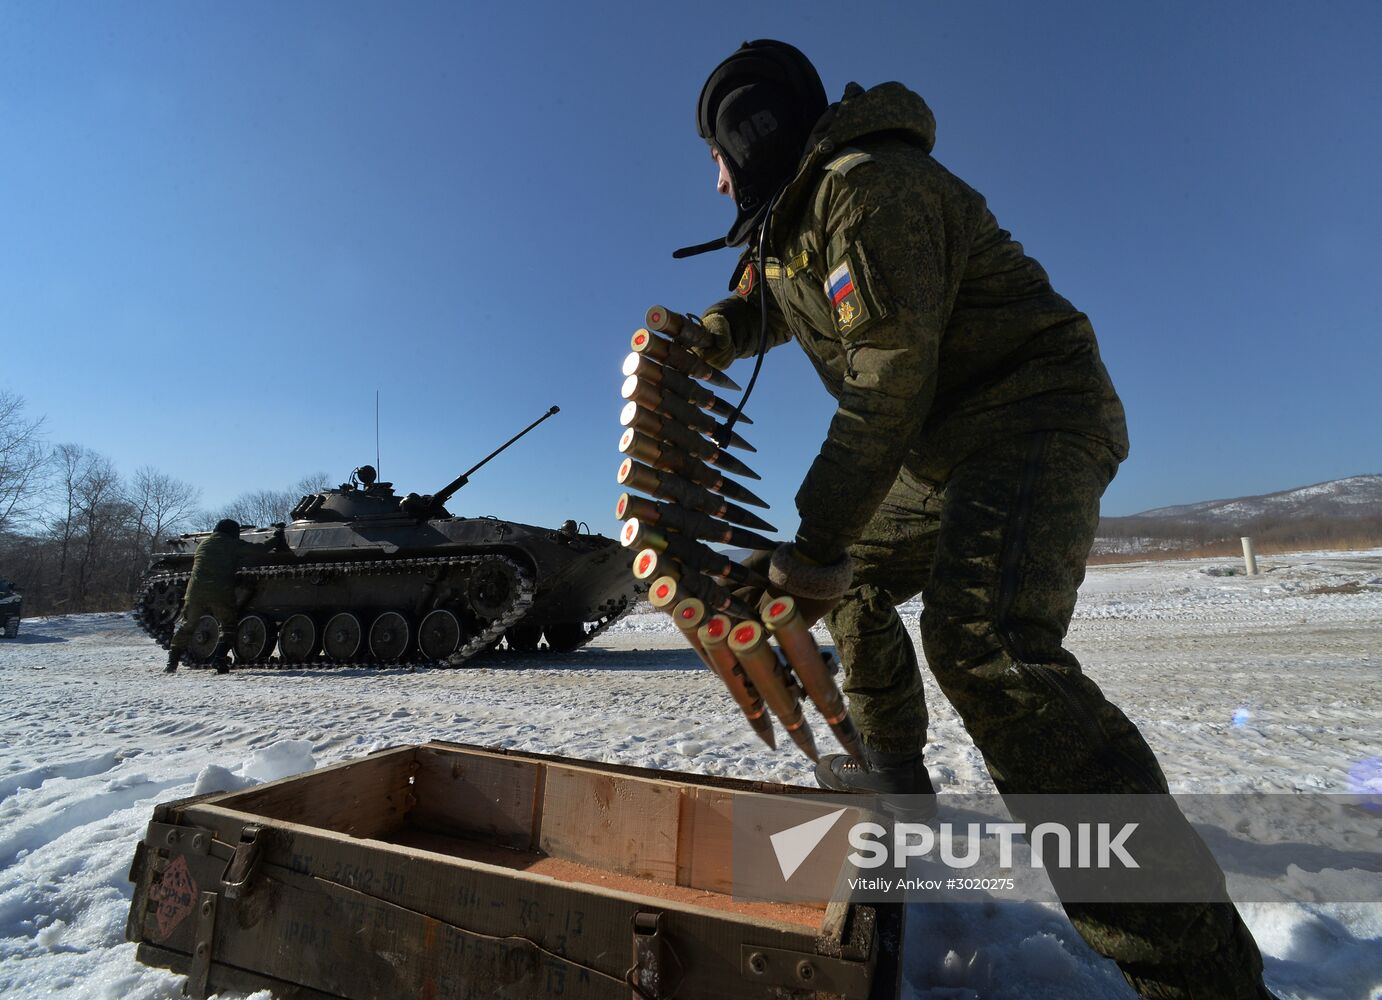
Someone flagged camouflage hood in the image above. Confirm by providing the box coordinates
[771,81,937,224]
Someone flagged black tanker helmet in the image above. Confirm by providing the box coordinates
[213,518,239,535]
[675,40,827,256]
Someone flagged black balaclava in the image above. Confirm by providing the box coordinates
[214,518,239,536]
[677,39,827,256]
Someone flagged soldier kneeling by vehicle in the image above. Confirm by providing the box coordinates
[166,519,287,674]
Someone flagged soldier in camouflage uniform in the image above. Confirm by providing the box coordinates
[680,40,1275,1000]
[165,518,283,673]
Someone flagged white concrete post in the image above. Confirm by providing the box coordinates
[1241,537,1259,576]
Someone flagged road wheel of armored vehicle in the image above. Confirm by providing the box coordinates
[234,615,276,663]
[323,612,364,662]
[369,612,411,662]
[418,609,464,661]
[467,562,519,620]
[544,622,587,653]
[279,613,319,662]
[505,624,543,652]
[185,615,226,663]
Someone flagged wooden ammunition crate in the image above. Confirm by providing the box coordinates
[126,741,903,999]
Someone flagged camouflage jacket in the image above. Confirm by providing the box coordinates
[185,532,277,600]
[698,82,1129,564]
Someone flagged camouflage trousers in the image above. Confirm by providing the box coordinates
[169,591,239,657]
[825,431,1268,999]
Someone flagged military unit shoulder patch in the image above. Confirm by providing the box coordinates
[735,262,757,298]
[825,258,870,333]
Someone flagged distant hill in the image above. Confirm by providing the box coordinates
[701,476,1382,564]
[1095,474,1382,556]
[1131,474,1382,523]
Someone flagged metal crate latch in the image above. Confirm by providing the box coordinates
[628,909,670,999]
[220,824,265,899]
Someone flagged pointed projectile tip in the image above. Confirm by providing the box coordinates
[750,713,777,750]
[788,722,820,762]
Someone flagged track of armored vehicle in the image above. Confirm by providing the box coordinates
[132,409,639,669]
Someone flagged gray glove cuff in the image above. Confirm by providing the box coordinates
[769,544,854,600]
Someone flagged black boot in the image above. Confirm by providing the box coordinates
[815,744,936,797]
[164,650,180,674]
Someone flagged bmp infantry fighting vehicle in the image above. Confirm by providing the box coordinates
[0,579,20,638]
[133,408,638,668]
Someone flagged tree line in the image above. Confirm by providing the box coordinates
[1094,510,1382,561]
[0,389,327,616]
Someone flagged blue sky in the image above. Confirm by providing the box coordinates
[2,2,1378,535]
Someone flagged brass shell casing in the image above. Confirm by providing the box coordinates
[670,596,708,634]
[629,546,673,582]
[630,328,739,390]
[645,304,715,350]
[727,621,818,761]
[647,574,682,611]
[619,377,755,451]
[762,595,865,760]
[698,614,776,750]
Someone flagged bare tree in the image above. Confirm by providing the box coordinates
[50,443,88,595]
[212,489,298,529]
[128,466,201,554]
[295,472,333,495]
[47,445,127,606]
[204,471,332,529]
[0,390,48,531]
[72,452,123,605]
[125,466,200,592]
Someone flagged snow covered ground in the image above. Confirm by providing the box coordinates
[1,549,1379,999]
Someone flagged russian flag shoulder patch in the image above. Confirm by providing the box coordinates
[824,257,870,333]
